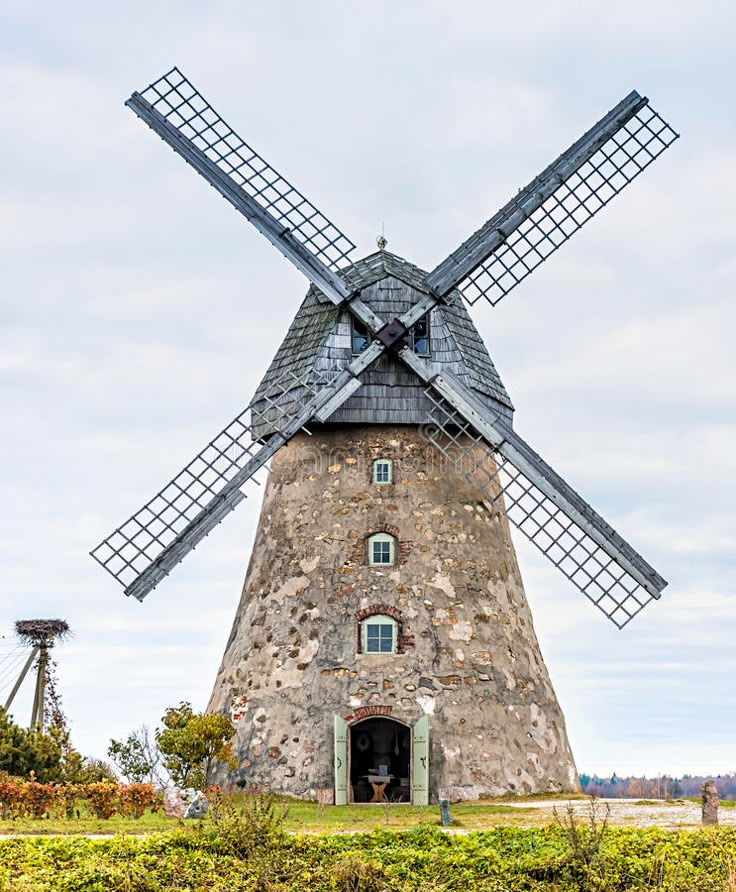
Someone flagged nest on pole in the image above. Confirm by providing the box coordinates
[14,619,71,647]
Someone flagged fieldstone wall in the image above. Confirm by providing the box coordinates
[207,426,579,801]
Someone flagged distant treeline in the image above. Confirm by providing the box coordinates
[579,773,736,801]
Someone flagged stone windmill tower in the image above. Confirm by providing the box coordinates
[93,69,677,804]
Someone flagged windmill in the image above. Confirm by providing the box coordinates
[3,620,70,731]
[92,68,677,804]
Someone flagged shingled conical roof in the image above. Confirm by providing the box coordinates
[251,251,513,438]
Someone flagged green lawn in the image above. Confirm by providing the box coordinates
[0,800,535,836]
[1,793,733,837]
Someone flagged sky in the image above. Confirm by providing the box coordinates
[1,0,734,779]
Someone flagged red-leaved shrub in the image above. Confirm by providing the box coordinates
[84,782,119,820]
[0,778,22,819]
[118,783,158,819]
[23,781,57,818]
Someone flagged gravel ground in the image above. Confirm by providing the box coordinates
[506,798,735,829]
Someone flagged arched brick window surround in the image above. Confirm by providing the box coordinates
[350,524,412,566]
[356,604,415,654]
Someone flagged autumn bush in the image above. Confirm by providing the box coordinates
[22,780,57,818]
[118,783,159,819]
[0,775,161,821]
[0,777,22,819]
[80,782,119,819]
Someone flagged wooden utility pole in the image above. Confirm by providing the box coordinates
[29,639,49,731]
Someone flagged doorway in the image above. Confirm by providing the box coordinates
[349,717,411,803]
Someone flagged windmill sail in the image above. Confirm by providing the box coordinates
[91,367,343,600]
[91,339,385,602]
[426,92,678,306]
[127,68,356,305]
[422,385,666,628]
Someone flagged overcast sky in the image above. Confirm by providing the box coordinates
[1,1,734,779]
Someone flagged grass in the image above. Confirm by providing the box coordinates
[0,800,536,836]
[2,793,734,837]
[489,790,590,802]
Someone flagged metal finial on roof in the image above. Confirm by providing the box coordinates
[377,234,387,250]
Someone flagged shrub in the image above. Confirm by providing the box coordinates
[118,783,158,819]
[208,790,288,859]
[23,780,57,818]
[0,776,22,819]
[331,855,387,892]
[84,782,119,819]
[3,826,736,890]
[0,780,166,822]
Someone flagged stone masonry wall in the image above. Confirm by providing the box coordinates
[207,426,580,801]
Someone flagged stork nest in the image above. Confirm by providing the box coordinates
[14,619,71,646]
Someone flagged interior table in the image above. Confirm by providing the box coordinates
[364,774,394,803]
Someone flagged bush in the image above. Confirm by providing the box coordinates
[331,855,387,892]
[84,782,119,819]
[0,776,22,819]
[0,777,165,822]
[22,780,57,818]
[207,789,289,858]
[118,783,159,819]
[1,826,736,890]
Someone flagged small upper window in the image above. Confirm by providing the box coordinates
[368,532,395,566]
[351,320,371,354]
[362,615,398,654]
[372,459,393,485]
[410,315,430,356]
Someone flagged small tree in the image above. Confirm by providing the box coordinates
[0,708,64,781]
[156,702,237,789]
[108,726,162,784]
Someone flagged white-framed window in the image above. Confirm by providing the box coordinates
[372,458,393,485]
[368,532,395,566]
[361,615,398,654]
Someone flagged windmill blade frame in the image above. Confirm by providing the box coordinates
[91,283,440,602]
[426,92,679,307]
[91,340,393,601]
[91,364,359,601]
[415,375,666,628]
[127,68,356,305]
